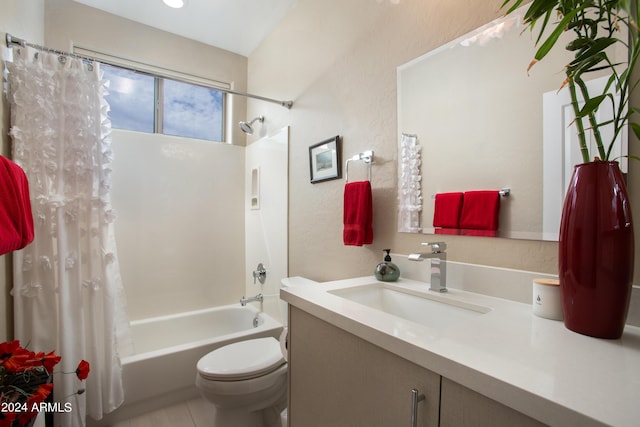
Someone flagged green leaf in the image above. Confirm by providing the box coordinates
[630,122,640,140]
[501,0,526,15]
[576,94,608,118]
[566,38,590,51]
[523,0,560,22]
[534,7,585,61]
[628,155,640,163]
[568,37,617,67]
[567,52,608,77]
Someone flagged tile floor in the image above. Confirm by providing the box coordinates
[112,397,214,427]
[111,396,285,427]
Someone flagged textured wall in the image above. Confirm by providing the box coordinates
[248,0,562,282]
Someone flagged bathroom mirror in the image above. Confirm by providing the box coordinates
[397,9,628,241]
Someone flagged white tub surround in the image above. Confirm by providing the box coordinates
[281,275,640,427]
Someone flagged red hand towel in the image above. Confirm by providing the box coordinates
[0,156,34,255]
[459,190,500,231]
[434,228,461,235]
[460,229,498,237]
[343,181,373,246]
[432,192,463,228]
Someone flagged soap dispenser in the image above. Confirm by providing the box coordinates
[375,249,400,282]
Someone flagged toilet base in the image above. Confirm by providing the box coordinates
[214,407,263,427]
[198,369,287,427]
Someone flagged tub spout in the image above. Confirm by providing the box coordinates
[240,293,264,306]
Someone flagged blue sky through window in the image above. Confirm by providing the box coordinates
[102,64,224,142]
[163,79,224,142]
[102,64,154,133]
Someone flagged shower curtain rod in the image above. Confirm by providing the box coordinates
[6,33,95,63]
[5,33,294,110]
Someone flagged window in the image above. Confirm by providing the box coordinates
[102,65,155,133]
[101,63,225,142]
[163,78,224,142]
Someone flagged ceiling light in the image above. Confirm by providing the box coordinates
[163,0,185,8]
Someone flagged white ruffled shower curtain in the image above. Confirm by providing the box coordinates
[6,46,132,426]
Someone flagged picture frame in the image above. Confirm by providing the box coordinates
[309,135,341,183]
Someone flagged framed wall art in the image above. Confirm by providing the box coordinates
[309,135,341,183]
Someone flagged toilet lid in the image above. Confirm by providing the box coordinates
[197,337,285,381]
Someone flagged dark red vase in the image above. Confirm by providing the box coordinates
[559,161,634,339]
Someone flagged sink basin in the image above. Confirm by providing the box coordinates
[329,283,490,328]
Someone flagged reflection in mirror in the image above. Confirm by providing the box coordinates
[397,8,627,241]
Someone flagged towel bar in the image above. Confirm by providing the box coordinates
[345,150,374,182]
[431,188,511,198]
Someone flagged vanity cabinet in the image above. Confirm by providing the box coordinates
[288,306,441,426]
[288,306,547,427]
[439,378,545,427]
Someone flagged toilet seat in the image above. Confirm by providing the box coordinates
[197,337,285,381]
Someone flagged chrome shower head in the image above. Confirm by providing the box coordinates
[239,116,264,135]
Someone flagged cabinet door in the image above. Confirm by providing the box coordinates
[440,378,545,427]
[288,307,440,427]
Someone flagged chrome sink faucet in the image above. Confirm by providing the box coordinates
[240,293,264,306]
[408,242,447,293]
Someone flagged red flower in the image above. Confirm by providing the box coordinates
[29,383,53,404]
[75,360,90,380]
[30,351,62,373]
[16,383,54,425]
[0,340,33,373]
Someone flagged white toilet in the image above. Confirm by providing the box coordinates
[195,277,315,427]
[195,337,287,427]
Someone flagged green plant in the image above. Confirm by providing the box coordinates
[502,0,640,163]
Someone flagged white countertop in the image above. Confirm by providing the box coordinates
[281,276,640,427]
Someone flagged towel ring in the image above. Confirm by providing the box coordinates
[345,150,374,183]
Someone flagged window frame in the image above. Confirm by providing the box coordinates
[75,46,230,142]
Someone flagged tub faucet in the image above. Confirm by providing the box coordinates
[253,263,267,284]
[408,242,447,293]
[240,293,263,306]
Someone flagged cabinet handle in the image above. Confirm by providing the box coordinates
[410,388,425,427]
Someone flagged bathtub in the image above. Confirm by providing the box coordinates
[89,304,282,426]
